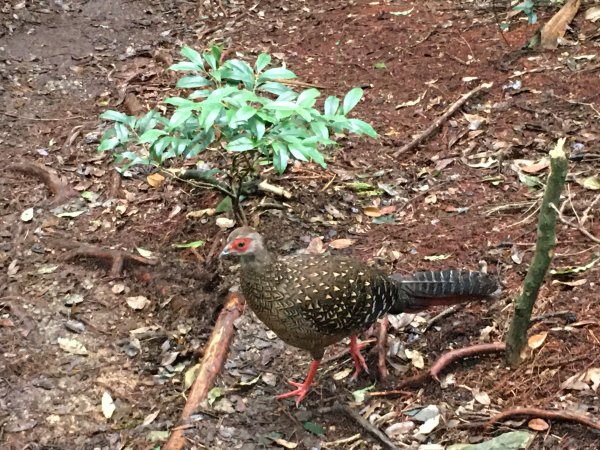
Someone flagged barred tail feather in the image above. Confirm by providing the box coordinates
[388,269,500,313]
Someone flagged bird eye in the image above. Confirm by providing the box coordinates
[237,241,245,248]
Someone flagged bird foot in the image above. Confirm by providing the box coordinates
[276,380,312,406]
[350,336,370,380]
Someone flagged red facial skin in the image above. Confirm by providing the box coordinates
[229,237,252,253]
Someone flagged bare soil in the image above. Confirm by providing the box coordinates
[1,1,599,449]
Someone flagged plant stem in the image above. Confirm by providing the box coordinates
[505,138,568,367]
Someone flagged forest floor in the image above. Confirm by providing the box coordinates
[1,0,599,449]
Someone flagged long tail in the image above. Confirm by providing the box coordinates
[388,269,500,313]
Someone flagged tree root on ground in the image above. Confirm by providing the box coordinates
[9,162,76,204]
[52,239,158,278]
[369,342,506,398]
[163,291,245,450]
[486,407,600,432]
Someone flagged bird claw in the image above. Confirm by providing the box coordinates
[276,380,311,406]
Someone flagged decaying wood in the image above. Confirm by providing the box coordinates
[52,239,158,278]
[9,162,76,204]
[393,82,492,157]
[486,407,600,432]
[540,0,581,50]
[369,342,506,398]
[257,180,293,199]
[163,291,246,450]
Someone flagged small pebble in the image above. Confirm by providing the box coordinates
[65,319,85,334]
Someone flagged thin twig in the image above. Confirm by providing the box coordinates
[393,82,492,157]
[486,407,600,432]
[424,304,462,331]
[581,193,600,226]
[551,204,600,244]
[321,404,401,450]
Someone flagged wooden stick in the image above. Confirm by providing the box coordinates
[376,317,389,379]
[486,407,600,431]
[163,292,245,450]
[9,162,76,204]
[393,82,492,157]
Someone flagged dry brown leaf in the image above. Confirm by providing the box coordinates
[527,332,548,350]
[147,173,165,187]
[363,206,383,217]
[273,438,299,449]
[306,237,325,255]
[540,0,581,49]
[528,418,549,431]
[520,159,550,174]
[329,238,356,249]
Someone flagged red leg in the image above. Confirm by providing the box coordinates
[276,360,320,406]
[350,335,369,379]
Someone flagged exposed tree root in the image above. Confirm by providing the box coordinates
[369,342,506,398]
[9,162,76,204]
[52,239,158,278]
[486,407,600,432]
[163,292,246,450]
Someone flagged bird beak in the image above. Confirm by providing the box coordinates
[219,246,231,257]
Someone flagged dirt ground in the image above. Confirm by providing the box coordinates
[1,0,599,449]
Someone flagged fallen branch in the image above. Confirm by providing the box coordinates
[486,407,600,432]
[369,342,506,397]
[163,292,245,450]
[9,162,76,204]
[424,304,462,332]
[393,82,492,157]
[376,317,389,379]
[506,139,568,367]
[320,404,401,450]
[52,239,158,278]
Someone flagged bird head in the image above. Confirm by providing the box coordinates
[220,227,265,257]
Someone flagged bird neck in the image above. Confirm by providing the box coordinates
[240,247,273,271]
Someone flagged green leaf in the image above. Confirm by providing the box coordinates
[215,196,233,213]
[188,89,212,100]
[199,104,223,130]
[168,108,193,128]
[139,129,167,145]
[347,118,378,138]
[342,87,363,114]
[100,110,130,124]
[230,105,257,128]
[273,142,290,174]
[176,76,212,89]
[180,46,205,67]
[310,121,329,140]
[98,136,120,151]
[225,136,255,152]
[324,96,340,116]
[296,88,320,108]
[169,61,201,71]
[303,421,325,437]
[253,119,266,140]
[203,52,218,71]
[173,240,205,249]
[258,67,297,82]
[373,61,387,69]
[210,46,223,66]
[255,53,271,72]
[137,111,160,133]
[207,387,223,406]
[258,81,294,96]
[264,101,297,111]
[223,59,255,88]
[164,97,198,108]
[352,383,375,403]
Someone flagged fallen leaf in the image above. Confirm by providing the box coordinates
[551,278,587,287]
[424,253,451,261]
[305,236,325,255]
[585,6,600,22]
[184,364,201,391]
[147,172,165,187]
[332,367,353,381]
[405,348,425,369]
[419,414,440,434]
[20,207,34,222]
[216,217,235,229]
[520,158,550,174]
[303,421,325,436]
[528,418,549,431]
[447,431,534,450]
[472,388,491,405]
[126,296,150,310]
[207,387,223,406]
[101,391,116,419]
[58,337,88,355]
[329,239,355,249]
[142,410,160,426]
[527,332,548,350]
[136,247,154,258]
[173,240,205,249]
[576,175,600,190]
[351,384,375,403]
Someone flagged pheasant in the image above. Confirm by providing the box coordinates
[221,227,500,405]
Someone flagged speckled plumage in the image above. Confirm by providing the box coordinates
[224,227,500,360]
